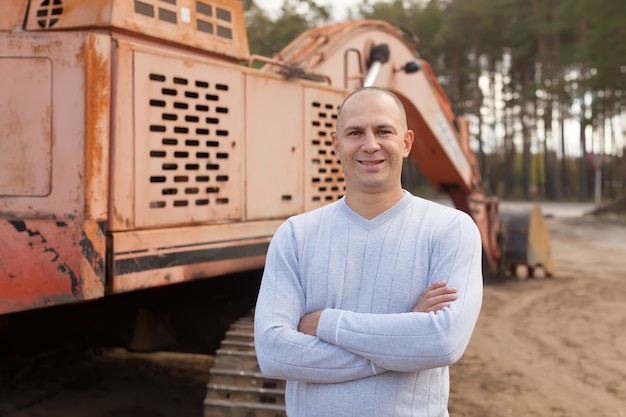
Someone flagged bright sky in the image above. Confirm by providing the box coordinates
[254,0,362,21]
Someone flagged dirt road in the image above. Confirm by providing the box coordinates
[4,213,625,417]
[449,215,626,417]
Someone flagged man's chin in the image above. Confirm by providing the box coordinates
[352,180,391,194]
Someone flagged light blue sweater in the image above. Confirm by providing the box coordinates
[254,191,483,416]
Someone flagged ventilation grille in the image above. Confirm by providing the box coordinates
[145,72,234,213]
[134,0,234,39]
[36,0,64,28]
[309,101,344,203]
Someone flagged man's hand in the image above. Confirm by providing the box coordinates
[412,281,458,313]
[298,310,323,336]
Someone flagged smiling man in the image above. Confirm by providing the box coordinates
[332,86,413,218]
[254,87,483,417]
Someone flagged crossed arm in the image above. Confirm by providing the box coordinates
[298,280,457,335]
[254,215,483,383]
[254,278,472,383]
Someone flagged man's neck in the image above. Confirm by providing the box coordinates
[344,188,405,220]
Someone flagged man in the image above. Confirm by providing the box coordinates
[254,87,483,416]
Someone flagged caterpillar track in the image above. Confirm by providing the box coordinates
[204,313,287,417]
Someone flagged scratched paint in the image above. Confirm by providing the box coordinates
[0,218,105,315]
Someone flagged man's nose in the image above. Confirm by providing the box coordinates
[361,131,380,151]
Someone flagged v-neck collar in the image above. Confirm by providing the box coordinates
[337,191,411,230]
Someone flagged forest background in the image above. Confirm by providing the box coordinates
[243,0,625,203]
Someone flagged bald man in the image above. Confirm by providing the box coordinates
[254,87,483,417]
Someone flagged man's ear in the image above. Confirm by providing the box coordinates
[403,130,415,157]
[331,132,340,162]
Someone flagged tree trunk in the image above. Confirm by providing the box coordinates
[521,70,532,200]
[579,116,589,201]
[488,70,499,197]
[559,103,568,198]
[503,105,514,198]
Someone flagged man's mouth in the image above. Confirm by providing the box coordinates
[358,159,383,165]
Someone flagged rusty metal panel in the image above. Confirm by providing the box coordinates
[302,87,345,212]
[0,32,110,314]
[132,49,244,228]
[108,40,136,231]
[0,58,52,196]
[0,32,110,219]
[109,220,281,293]
[245,75,304,220]
[0,218,106,314]
[0,1,28,32]
[22,0,249,60]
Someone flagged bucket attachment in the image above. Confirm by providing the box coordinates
[499,205,554,278]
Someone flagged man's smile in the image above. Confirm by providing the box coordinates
[358,159,384,165]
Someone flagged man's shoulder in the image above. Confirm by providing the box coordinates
[291,199,342,221]
[408,195,457,214]
[272,200,342,244]
[408,195,474,225]
[280,199,343,232]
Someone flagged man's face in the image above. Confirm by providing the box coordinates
[332,91,414,195]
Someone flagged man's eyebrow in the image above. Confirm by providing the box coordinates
[373,123,397,131]
[340,124,362,132]
[339,122,398,135]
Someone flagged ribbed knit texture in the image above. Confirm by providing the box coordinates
[254,191,483,417]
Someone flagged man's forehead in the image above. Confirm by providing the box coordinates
[340,96,399,123]
[342,115,396,128]
[342,94,395,118]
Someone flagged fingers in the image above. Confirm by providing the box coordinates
[412,281,458,313]
[420,293,457,313]
[423,300,453,313]
[422,281,458,304]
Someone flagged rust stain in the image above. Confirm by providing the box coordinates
[32,39,63,56]
[83,34,111,220]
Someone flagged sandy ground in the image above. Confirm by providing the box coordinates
[449,215,626,417]
[4,213,626,417]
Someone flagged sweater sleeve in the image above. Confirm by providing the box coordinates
[315,213,483,372]
[254,220,386,383]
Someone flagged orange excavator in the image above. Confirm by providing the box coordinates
[0,1,553,415]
